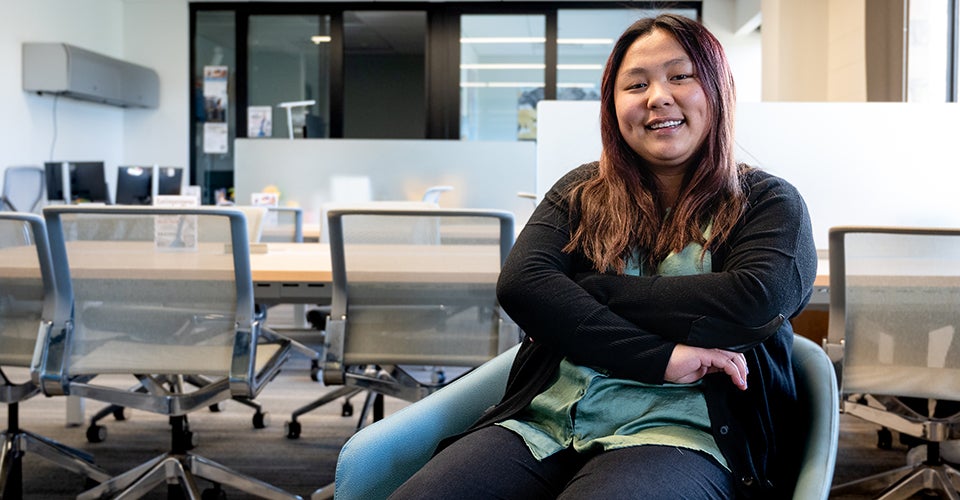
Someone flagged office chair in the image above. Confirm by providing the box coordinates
[826,226,960,498]
[285,207,521,440]
[80,206,277,441]
[420,186,453,204]
[1,166,45,213]
[0,212,111,497]
[37,205,302,499]
[323,335,838,500]
[260,206,304,243]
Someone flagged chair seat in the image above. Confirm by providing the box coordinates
[70,341,282,375]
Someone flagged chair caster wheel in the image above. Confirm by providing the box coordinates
[310,360,320,382]
[112,407,129,421]
[209,401,226,412]
[201,486,227,500]
[285,420,301,439]
[877,428,893,450]
[342,401,353,417]
[86,424,107,443]
[253,411,270,429]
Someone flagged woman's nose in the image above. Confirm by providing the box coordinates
[647,81,674,108]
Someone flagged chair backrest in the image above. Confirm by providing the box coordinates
[235,205,267,242]
[790,335,839,500]
[323,207,518,384]
[0,213,54,371]
[319,201,437,243]
[330,336,838,500]
[827,226,960,400]
[2,166,46,213]
[38,206,259,395]
[260,206,303,243]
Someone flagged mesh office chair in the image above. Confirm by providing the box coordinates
[36,206,302,499]
[325,335,839,500]
[0,212,110,497]
[260,207,303,243]
[826,226,960,498]
[80,206,276,441]
[1,166,45,213]
[285,207,521,439]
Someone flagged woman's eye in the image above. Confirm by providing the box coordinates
[672,74,693,81]
[627,82,647,90]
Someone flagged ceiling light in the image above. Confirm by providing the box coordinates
[557,64,603,70]
[461,37,545,44]
[311,35,332,44]
[459,37,613,45]
[461,82,596,89]
[460,63,545,70]
[558,38,613,45]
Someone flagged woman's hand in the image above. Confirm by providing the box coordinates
[664,344,749,390]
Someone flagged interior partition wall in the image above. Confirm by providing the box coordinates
[189,2,701,203]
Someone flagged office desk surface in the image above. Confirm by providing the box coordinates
[0,243,832,307]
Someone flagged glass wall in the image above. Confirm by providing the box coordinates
[193,11,236,205]
[460,14,546,141]
[189,3,704,198]
[343,11,426,138]
[907,0,951,101]
[248,15,330,139]
[557,8,697,101]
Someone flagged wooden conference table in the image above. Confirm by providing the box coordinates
[251,243,831,308]
[0,241,830,307]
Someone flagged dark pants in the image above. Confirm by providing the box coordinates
[388,425,736,500]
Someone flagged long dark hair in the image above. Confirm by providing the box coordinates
[565,14,746,273]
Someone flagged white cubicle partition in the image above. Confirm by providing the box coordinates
[536,100,960,250]
[235,139,537,226]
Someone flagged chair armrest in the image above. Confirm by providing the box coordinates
[333,344,519,500]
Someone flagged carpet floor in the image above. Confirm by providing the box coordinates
[7,347,951,499]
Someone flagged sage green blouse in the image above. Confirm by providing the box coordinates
[497,234,728,470]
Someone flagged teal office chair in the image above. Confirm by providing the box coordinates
[286,207,520,440]
[324,335,839,500]
[0,212,110,497]
[36,206,302,499]
[826,226,960,498]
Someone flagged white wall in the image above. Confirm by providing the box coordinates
[537,100,960,250]
[0,0,189,201]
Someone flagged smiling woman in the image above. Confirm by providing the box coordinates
[389,14,818,500]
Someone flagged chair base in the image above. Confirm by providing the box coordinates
[831,461,960,500]
[78,452,302,500]
[1,429,111,493]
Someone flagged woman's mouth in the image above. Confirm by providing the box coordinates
[646,119,684,130]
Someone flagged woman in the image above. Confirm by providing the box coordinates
[390,14,816,500]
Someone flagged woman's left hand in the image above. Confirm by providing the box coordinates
[664,344,748,390]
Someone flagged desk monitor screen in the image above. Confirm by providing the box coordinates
[115,166,153,205]
[157,167,183,195]
[44,162,66,201]
[69,161,109,204]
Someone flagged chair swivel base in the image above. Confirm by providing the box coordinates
[1,429,111,493]
[831,461,960,500]
[78,452,302,500]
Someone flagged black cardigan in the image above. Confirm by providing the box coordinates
[454,163,817,499]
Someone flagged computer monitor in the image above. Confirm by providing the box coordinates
[157,167,183,195]
[68,162,109,204]
[115,166,153,205]
[44,162,67,202]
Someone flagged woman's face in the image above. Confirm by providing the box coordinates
[614,28,711,173]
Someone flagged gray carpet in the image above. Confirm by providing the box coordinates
[7,350,949,499]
